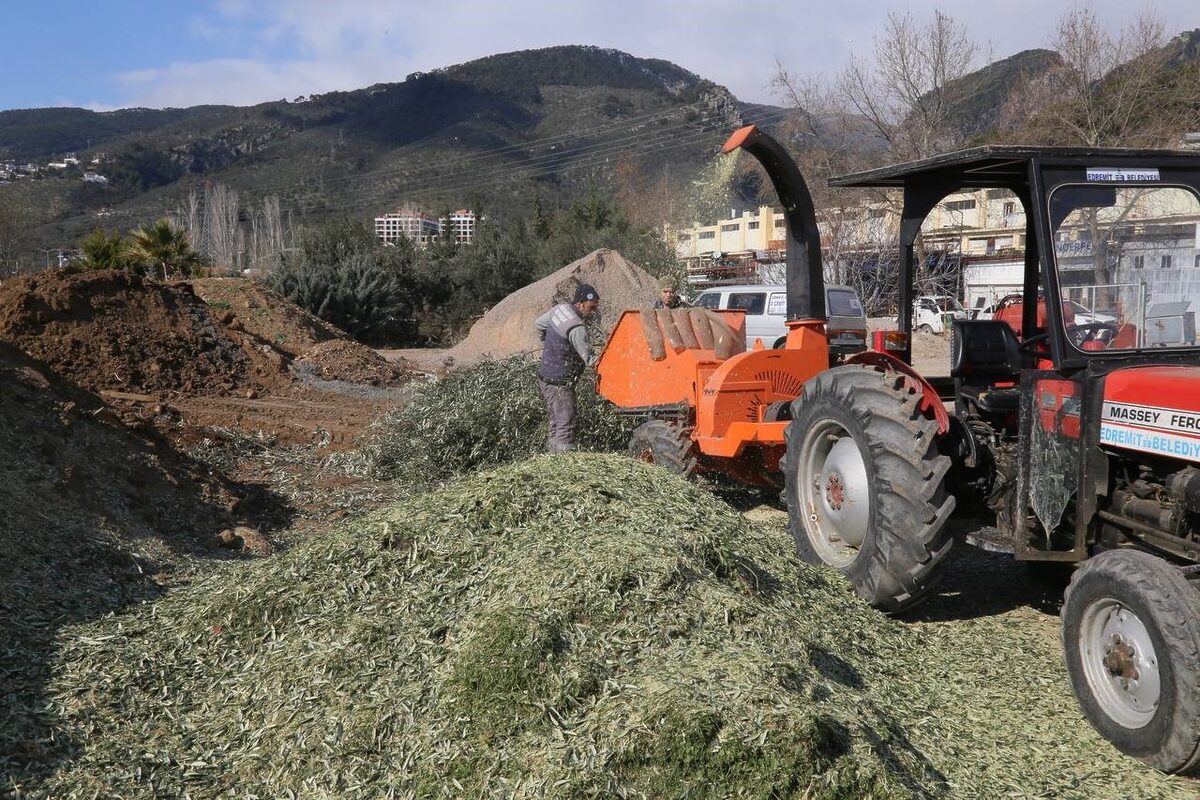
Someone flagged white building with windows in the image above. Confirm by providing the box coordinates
[374,210,441,245]
[374,207,477,246]
[445,209,477,244]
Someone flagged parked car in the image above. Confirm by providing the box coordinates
[1064,299,1117,326]
[913,295,967,334]
[691,284,867,357]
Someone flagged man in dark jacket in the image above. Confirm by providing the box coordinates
[653,277,687,309]
[534,283,599,452]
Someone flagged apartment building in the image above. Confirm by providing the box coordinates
[671,205,789,284]
[374,210,441,245]
[445,209,477,244]
[374,208,477,246]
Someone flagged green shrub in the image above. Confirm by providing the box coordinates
[267,220,420,345]
[361,356,634,485]
[75,229,142,273]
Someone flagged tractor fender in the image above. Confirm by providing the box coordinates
[844,350,949,435]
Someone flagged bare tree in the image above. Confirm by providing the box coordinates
[771,67,886,286]
[838,10,980,161]
[206,183,242,270]
[247,195,288,274]
[0,193,30,274]
[1011,8,1199,147]
[176,189,204,254]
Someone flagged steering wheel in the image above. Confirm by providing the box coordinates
[1066,322,1120,347]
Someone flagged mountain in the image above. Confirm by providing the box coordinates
[0,46,744,256]
[941,49,1062,138]
[4,36,1197,264]
[0,107,240,162]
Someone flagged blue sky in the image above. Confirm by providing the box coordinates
[2,1,1197,111]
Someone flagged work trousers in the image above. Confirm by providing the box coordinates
[538,379,577,453]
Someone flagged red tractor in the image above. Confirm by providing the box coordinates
[598,126,1200,771]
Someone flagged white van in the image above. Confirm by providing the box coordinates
[691,284,867,356]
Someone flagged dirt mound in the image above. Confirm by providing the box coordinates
[447,249,660,365]
[0,270,289,396]
[292,340,412,386]
[188,278,344,359]
[0,271,416,404]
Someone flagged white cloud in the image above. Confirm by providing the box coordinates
[102,0,1200,109]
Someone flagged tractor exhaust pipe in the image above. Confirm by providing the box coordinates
[722,125,825,323]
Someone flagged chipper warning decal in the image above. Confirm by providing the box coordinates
[1100,401,1200,462]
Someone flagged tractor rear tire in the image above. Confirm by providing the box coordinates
[628,420,697,479]
[783,364,956,613]
[1062,549,1200,773]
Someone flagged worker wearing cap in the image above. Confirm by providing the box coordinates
[654,277,687,309]
[534,283,600,453]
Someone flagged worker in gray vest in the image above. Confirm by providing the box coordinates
[534,283,600,453]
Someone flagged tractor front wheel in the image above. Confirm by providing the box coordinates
[1062,549,1200,773]
[783,364,956,613]
[627,420,697,479]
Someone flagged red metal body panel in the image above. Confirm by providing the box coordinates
[1035,378,1080,438]
[1100,366,1200,464]
[1103,367,1200,410]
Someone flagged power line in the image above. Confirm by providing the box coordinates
[353,97,720,180]
[236,101,742,199]
[280,106,797,212]
[282,127,727,215]
[86,106,798,238]
[266,106,794,208]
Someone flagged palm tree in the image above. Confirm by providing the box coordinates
[78,229,133,272]
[128,219,201,280]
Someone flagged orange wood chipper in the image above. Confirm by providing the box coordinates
[596,125,938,486]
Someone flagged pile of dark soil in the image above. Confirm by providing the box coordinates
[0,270,289,396]
[188,277,342,359]
[191,278,415,386]
[0,271,416,399]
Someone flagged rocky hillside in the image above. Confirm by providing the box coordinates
[1,46,743,254]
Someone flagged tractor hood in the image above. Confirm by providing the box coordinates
[1101,366,1200,463]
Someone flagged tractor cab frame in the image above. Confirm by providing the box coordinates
[834,147,1200,564]
[832,147,1200,771]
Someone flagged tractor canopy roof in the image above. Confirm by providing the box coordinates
[829,145,1200,189]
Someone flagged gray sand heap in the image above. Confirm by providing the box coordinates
[447,248,660,366]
